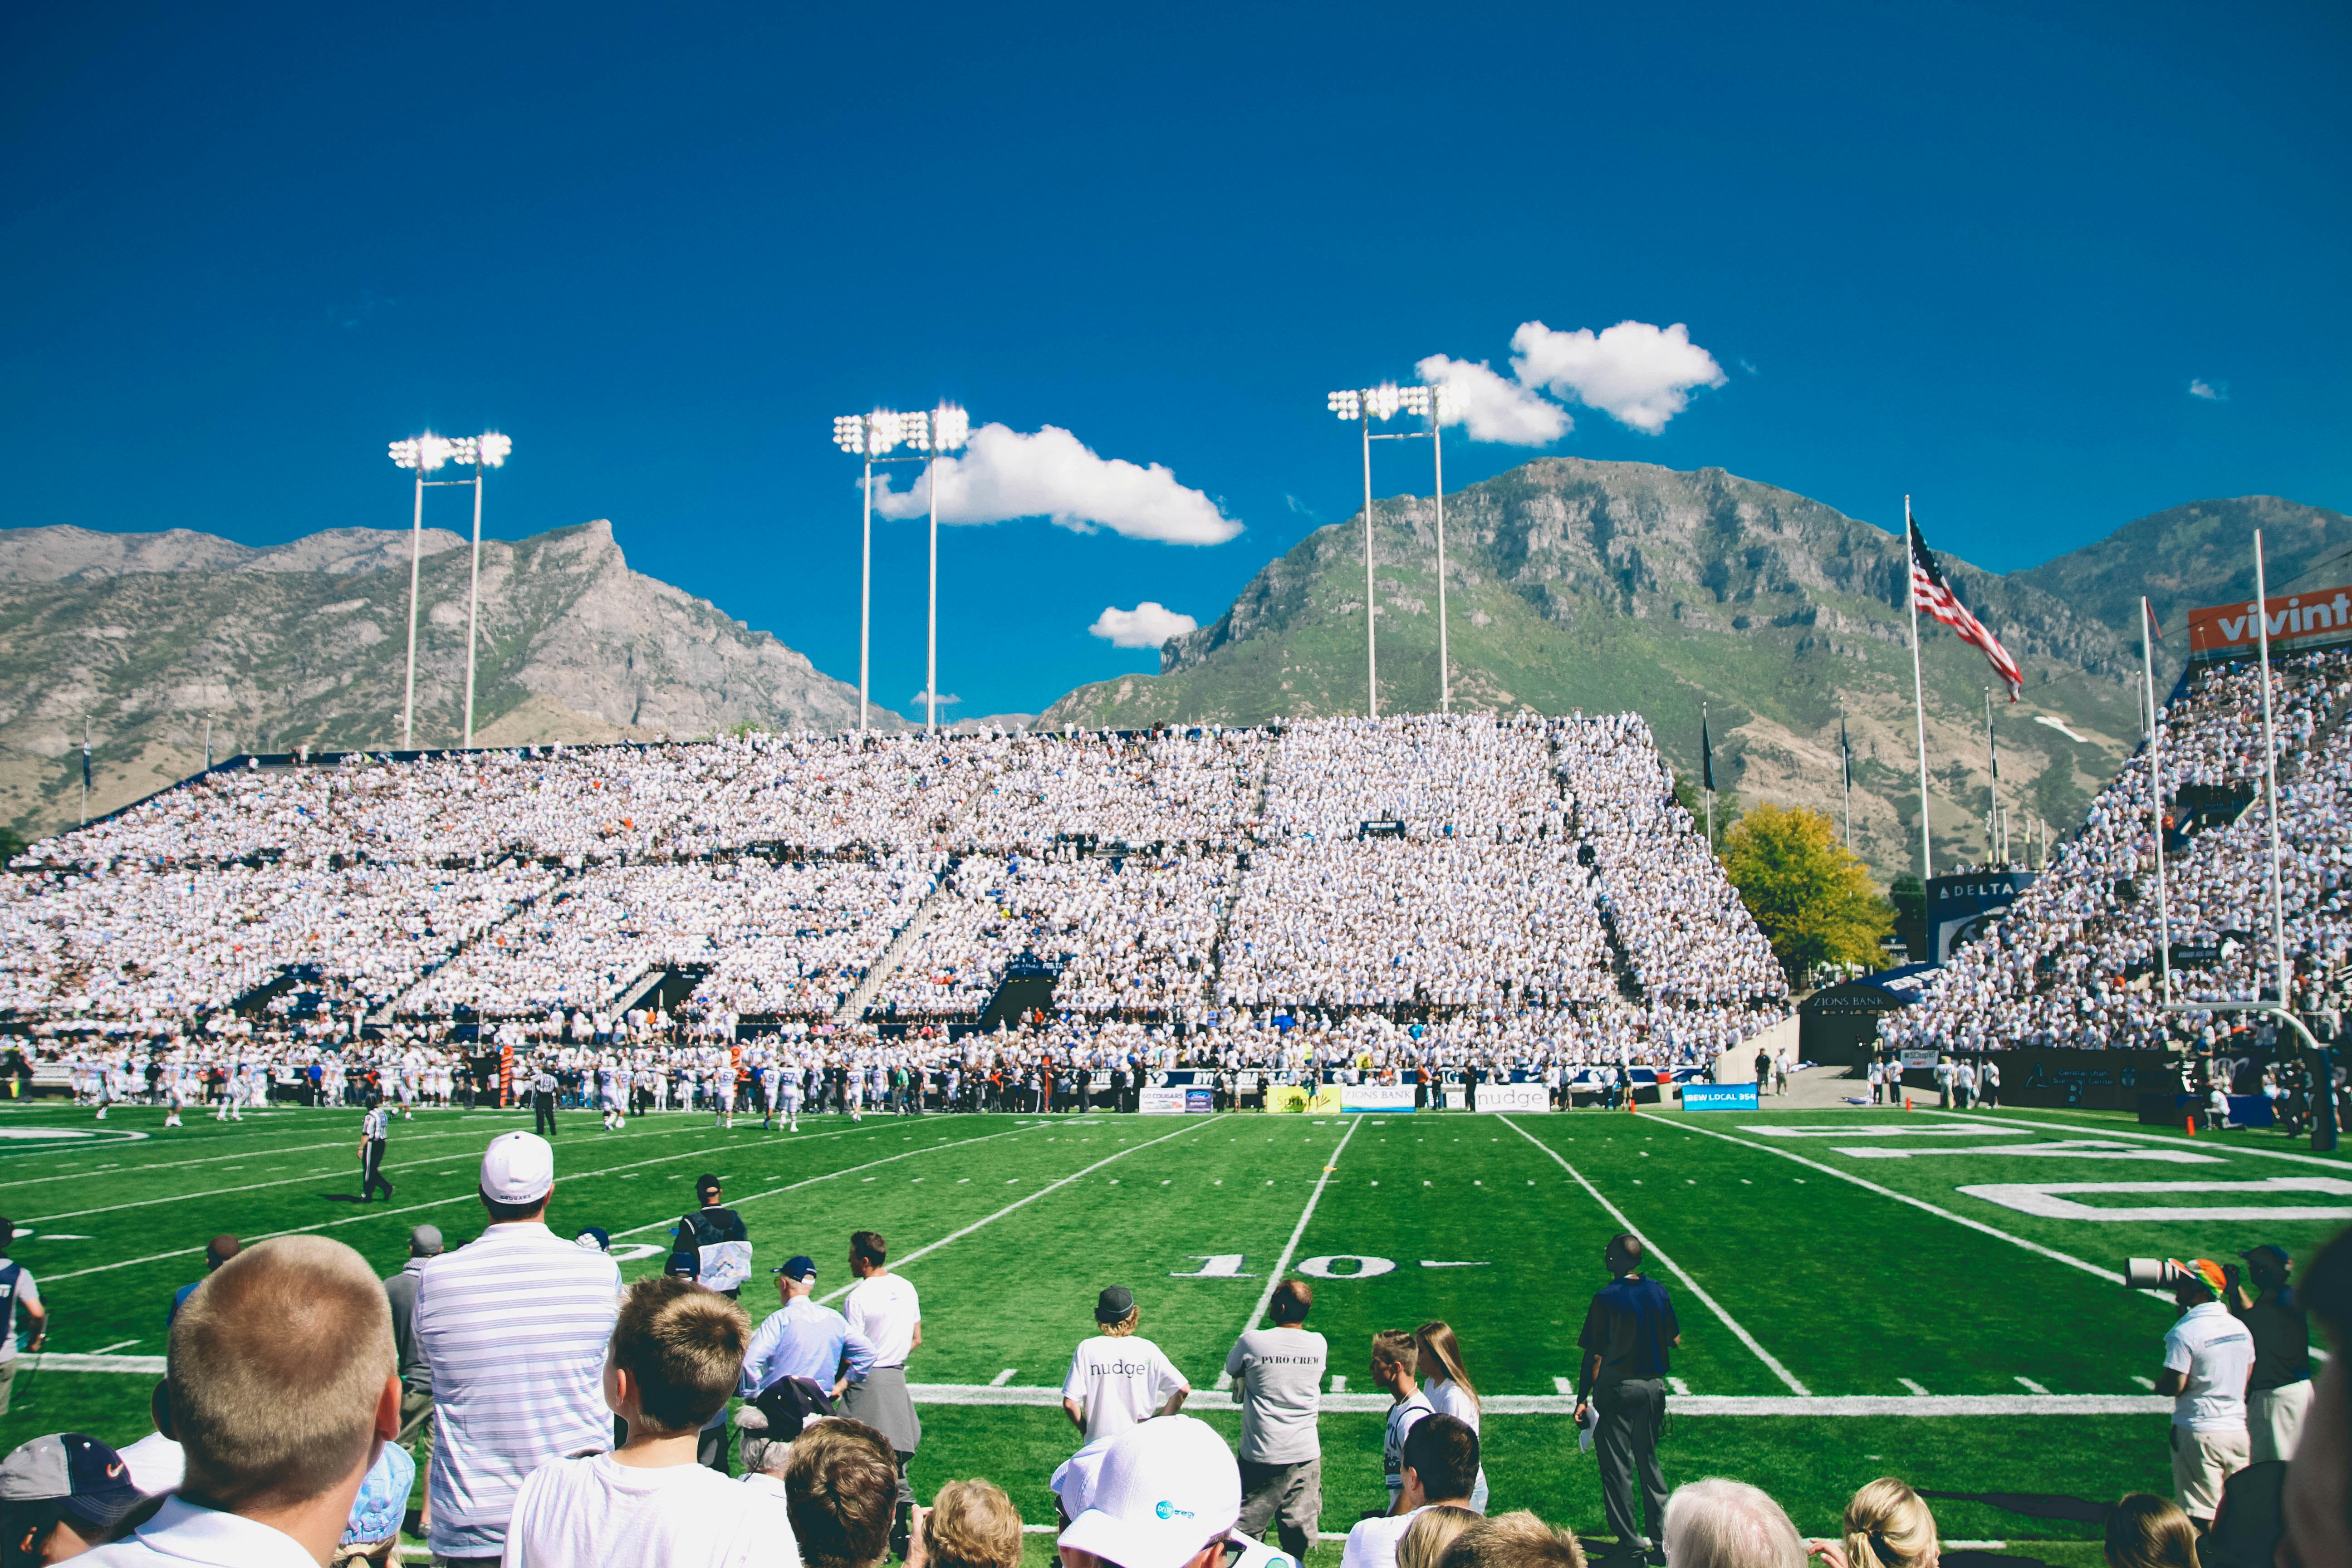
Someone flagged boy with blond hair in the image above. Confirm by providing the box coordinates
[500,1276,784,1566]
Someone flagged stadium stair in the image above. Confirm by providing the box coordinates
[832,873,952,1024]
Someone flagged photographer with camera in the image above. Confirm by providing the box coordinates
[2151,1257,2255,1529]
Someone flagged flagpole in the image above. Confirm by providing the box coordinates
[1841,700,1852,855]
[1983,686,1999,863]
[1906,496,1933,881]
[1702,700,1713,849]
[2142,593,2172,1003]
[2254,531,2290,1007]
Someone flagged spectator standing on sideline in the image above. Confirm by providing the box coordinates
[1980,1058,2001,1108]
[0,1220,47,1417]
[676,1176,753,1298]
[1576,1234,1679,1562]
[1226,1279,1327,1560]
[1368,1330,1433,1513]
[2229,1244,2313,1462]
[1341,1415,1481,1568]
[358,1097,393,1204]
[415,1131,622,1566]
[499,1276,779,1567]
[1061,1286,1190,1444]
[738,1255,875,1471]
[842,1231,924,1548]
[381,1224,443,1504]
[785,1421,900,1568]
[1658,1479,1800,1568]
[2155,1257,2254,1528]
[1413,1323,1487,1513]
[2281,1224,2352,1568]
[168,1236,239,1329]
[78,1236,402,1568]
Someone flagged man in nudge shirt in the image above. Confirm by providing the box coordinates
[1576,1232,1680,1562]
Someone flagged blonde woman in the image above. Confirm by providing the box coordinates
[909,1480,1024,1568]
[1395,1504,1482,1568]
[1414,1322,1488,1512]
[2101,1494,2199,1568]
[1804,1477,1938,1568]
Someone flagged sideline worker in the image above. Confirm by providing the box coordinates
[2230,1243,2313,1462]
[530,1062,559,1139]
[2156,1256,2254,1529]
[1576,1232,1679,1561]
[358,1097,394,1203]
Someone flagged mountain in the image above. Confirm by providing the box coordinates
[0,519,900,837]
[1043,458,2343,880]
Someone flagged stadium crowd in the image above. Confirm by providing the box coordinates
[1883,647,2352,1057]
[4,714,1790,1093]
[4,1128,2344,1568]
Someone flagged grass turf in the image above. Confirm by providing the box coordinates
[8,1095,2330,1553]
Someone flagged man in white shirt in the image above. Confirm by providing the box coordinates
[1367,1329,1432,1512]
[1225,1279,1327,1560]
[1341,1415,1480,1568]
[79,1235,402,1568]
[416,1131,624,1564]
[500,1275,785,1567]
[841,1230,922,1543]
[1062,1286,1190,1443]
[2156,1257,2256,1528]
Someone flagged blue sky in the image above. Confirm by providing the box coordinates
[5,2,2347,721]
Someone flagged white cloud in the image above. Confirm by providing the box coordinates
[909,690,960,707]
[1089,602,1199,649]
[2189,378,2229,402]
[1414,354,1573,445]
[871,423,1240,545]
[1509,319,1727,434]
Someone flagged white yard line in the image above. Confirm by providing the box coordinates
[1899,1378,1931,1396]
[2015,1376,2051,1393]
[1235,1117,1362,1336]
[817,1115,1227,1305]
[991,1368,1018,1387]
[1501,1116,1810,1396]
[1953,1111,2352,1171]
[1651,1115,2133,1287]
[0,1122,530,1193]
[39,1119,1009,1284]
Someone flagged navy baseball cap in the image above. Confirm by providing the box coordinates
[2240,1244,2293,1268]
[574,1226,612,1253]
[774,1255,817,1281]
[0,1433,143,1529]
[666,1250,700,1277]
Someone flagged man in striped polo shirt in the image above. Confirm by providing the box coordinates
[415,1130,621,1566]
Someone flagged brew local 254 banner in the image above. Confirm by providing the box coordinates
[2188,583,2352,660]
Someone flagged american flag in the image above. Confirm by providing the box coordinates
[1909,513,2023,700]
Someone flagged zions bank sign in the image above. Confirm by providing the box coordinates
[2188,584,2352,661]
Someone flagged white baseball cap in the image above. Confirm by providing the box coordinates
[1057,1416,1241,1568]
[480,1130,554,1205]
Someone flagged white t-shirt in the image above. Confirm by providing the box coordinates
[845,1272,921,1367]
[500,1453,791,1568]
[1061,1333,1190,1442]
[1342,1509,1428,1568]
[2163,1301,2257,1431]
[1383,1392,1435,1502]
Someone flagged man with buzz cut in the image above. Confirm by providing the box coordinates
[1226,1278,1327,1561]
[1577,1232,1679,1563]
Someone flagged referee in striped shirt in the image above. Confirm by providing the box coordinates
[416,1130,622,1566]
[358,1096,393,1203]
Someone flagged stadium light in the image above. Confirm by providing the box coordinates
[831,403,970,734]
[1326,381,1463,717]
[388,430,512,751]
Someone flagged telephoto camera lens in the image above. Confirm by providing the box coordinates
[2124,1258,2183,1289]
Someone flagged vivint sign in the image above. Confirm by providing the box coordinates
[2189,584,2352,660]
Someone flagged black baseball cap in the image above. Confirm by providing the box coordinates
[1096,1286,1136,1323]
[0,1434,143,1529]
[2240,1244,2292,1269]
[695,1173,723,1197]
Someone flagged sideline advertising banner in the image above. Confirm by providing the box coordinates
[1682,1083,1760,1112]
[1340,1083,1416,1113]
[2188,583,2352,661]
[1268,1083,1345,1114]
[1139,1087,1187,1115]
[1474,1083,1550,1113]
[1186,1087,1216,1114]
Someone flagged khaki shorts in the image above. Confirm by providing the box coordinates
[0,1358,14,1418]
[2250,1381,2314,1465]
[2171,1425,2250,1521]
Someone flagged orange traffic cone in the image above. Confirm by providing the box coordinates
[2185,1115,2197,1137]
[1904,1095,1913,1112]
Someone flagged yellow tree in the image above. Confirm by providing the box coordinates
[1718,803,1893,985]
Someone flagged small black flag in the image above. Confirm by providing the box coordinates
[82,733,91,794]
[1701,707,1715,793]
[1840,714,1851,791]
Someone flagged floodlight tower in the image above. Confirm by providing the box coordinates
[1325,382,1462,718]
[389,431,513,750]
[831,404,970,734]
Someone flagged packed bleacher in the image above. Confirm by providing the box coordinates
[1882,645,2352,1056]
[5,714,1791,1094]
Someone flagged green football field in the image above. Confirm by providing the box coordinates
[2,1098,2344,1563]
